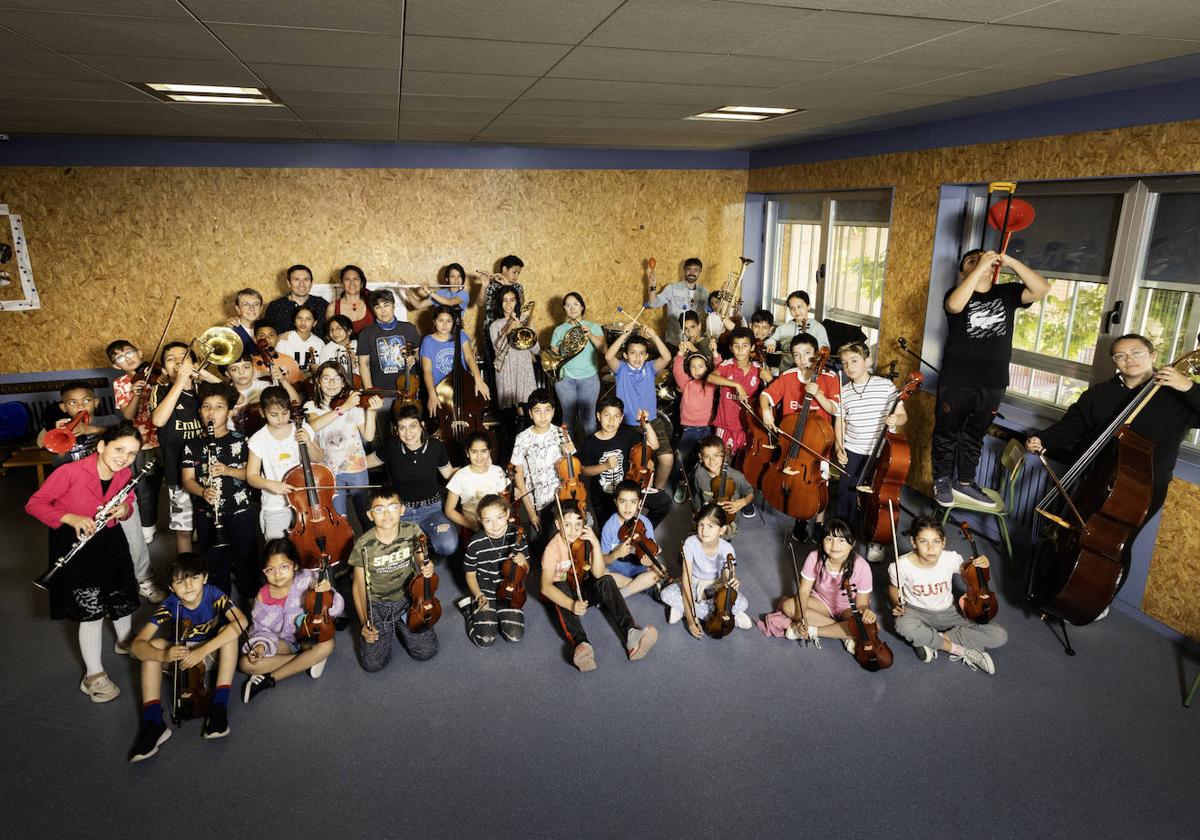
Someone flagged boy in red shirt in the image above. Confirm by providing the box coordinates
[708,327,771,457]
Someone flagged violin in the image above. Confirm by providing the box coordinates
[171,615,211,725]
[617,492,673,584]
[330,388,400,410]
[711,439,737,505]
[252,337,281,382]
[495,501,529,609]
[281,402,355,569]
[296,555,337,643]
[433,309,492,452]
[625,412,655,490]
[703,553,738,639]
[567,533,592,599]
[841,579,893,672]
[406,533,442,632]
[393,347,422,411]
[761,348,835,521]
[958,522,998,624]
[856,372,922,546]
[556,425,588,507]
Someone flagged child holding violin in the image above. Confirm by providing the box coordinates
[598,480,668,598]
[318,313,359,376]
[577,398,670,529]
[888,516,1005,673]
[180,382,257,602]
[512,388,580,550]
[241,538,345,703]
[128,552,247,762]
[540,501,657,672]
[661,504,751,636]
[246,386,324,541]
[351,486,440,672]
[604,323,674,492]
[108,338,165,547]
[691,436,754,536]
[672,344,717,503]
[757,518,874,653]
[275,304,327,374]
[445,431,510,532]
[457,493,529,647]
[253,321,304,385]
[305,360,382,528]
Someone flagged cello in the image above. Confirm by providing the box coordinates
[761,349,835,521]
[855,372,922,545]
[282,403,355,569]
[406,533,442,632]
[433,308,492,452]
[958,522,998,624]
[738,400,778,487]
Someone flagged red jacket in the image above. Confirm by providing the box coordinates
[25,453,134,530]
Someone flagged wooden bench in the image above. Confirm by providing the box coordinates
[2,446,53,485]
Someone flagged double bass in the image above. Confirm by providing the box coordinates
[282,403,354,569]
[761,349,835,521]
[433,309,492,451]
[856,372,922,546]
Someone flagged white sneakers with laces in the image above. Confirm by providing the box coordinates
[951,647,995,675]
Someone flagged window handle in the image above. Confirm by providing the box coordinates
[816,263,825,284]
[1103,299,1124,335]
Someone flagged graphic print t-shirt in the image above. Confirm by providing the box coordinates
[941,282,1029,388]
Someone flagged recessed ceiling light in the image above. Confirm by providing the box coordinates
[686,105,803,122]
[148,84,265,95]
[167,94,280,105]
[687,112,770,122]
[135,82,282,106]
[717,106,797,115]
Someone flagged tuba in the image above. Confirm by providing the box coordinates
[541,321,590,382]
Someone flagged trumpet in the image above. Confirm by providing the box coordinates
[495,301,536,371]
[44,410,89,455]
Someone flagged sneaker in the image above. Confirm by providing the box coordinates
[309,659,326,679]
[139,579,166,603]
[916,645,938,663]
[128,719,171,762]
[572,642,597,672]
[734,612,752,630]
[933,477,953,506]
[791,519,811,543]
[784,622,801,641]
[455,595,473,617]
[1095,606,1110,622]
[202,705,230,739]
[673,484,687,504]
[951,647,995,675]
[242,674,275,704]
[626,625,658,660]
[741,503,757,519]
[80,672,120,704]
[953,481,993,504]
[114,637,132,656]
[141,525,158,546]
[651,581,664,602]
[866,543,886,563]
[667,606,682,625]
[842,638,856,656]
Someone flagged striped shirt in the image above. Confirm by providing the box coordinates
[839,376,898,455]
[464,525,528,598]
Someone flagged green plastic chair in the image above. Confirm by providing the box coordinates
[940,437,1027,564]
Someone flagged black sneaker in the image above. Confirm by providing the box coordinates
[741,503,757,519]
[203,704,230,739]
[791,519,810,543]
[933,477,953,506]
[954,481,993,504]
[242,674,275,704]
[128,719,172,763]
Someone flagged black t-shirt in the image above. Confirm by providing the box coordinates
[358,320,421,389]
[381,437,450,503]
[151,385,204,485]
[42,407,119,468]
[578,425,641,496]
[940,282,1030,388]
[180,431,252,518]
[265,294,330,338]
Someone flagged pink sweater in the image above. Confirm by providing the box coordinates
[25,453,134,530]
[673,354,717,427]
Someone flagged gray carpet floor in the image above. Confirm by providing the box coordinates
[3,469,1198,840]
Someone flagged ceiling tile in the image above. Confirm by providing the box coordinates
[806,1,1050,21]
[208,119,319,139]
[71,55,264,86]
[405,0,624,43]
[482,113,584,130]
[548,46,722,83]
[0,26,42,52]
[522,77,776,105]
[185,0,405,32]
[738,10,975,62]
[401,70,534,98]
[503,98,699,119]
[988,35,1200,76]
[0,49,112,81]
[250,63,400,94]
[166,103,295,121]
[872,24,1105,70]
[0,77,152,101]
[396,126,477,142]
[895,68,1069,97]
[584,0,822,53]
[0,12,232,60]
[209,24,401,69]
[277,89,400,109]
[796,63,960,93]
[0,2,192,18]
[289,105,397,122]
[679,55,847,87]
[311,121,400,141]
[399,110,496,130]
[997,0,1199,35]
[400,94,514,113]
[403,36,571,76]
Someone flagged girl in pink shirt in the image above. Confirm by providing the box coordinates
[25,423,144,703]
[672,349,717,502]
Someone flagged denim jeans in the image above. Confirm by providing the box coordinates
[334,468,371,530]
[555,374,601,438]
[400,500,459,558]
[676,424,711,490]
[358,597,440,672]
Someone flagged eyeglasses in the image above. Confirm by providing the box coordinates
[113,350,138,361]
[1112,350,1149,363]
[370,503,402,515]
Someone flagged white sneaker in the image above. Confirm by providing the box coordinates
[866,543,886,563]
[916,645,937,663]
[80,672,121,703]
[734,612,752,630]
[141,525,158,545]
[785,623,800,640]
[139,579,166,603]
[952,647,995,675]
[309,659,327,679]
[842,638,856,655]
[667,606,682,625]
[1095,606,1110,622]
[114,637,132,656]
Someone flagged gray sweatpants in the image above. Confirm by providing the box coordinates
[895,604,1007,651]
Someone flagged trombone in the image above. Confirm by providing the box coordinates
[189,326,244,375]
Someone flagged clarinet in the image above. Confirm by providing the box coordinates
[33,461,156,590]
[205,421,230,549]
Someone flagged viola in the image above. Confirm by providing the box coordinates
[958,522,998,624]
[856,372,922,546]
[556,425,588,507]
[296,555,337,643]
[282,402,355,569]
[703,553,738,639]
[433,310,492,452]
[841,579,893,672]
[406,533,442,632]
[625,413,655,490]
[761,349,835,521]
[171,616,211,725]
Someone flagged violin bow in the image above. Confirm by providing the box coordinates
[552,492,587,605]
[888,499,904,610]
[737,398,835,467]
[788,542,816,647]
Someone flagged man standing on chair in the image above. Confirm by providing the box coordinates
[932,249,1049,506]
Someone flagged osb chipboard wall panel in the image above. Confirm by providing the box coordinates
[750,118,1200,637]
[0,166,747,372]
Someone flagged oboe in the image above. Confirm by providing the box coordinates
[33,461,156,590]
[205,421,230,549]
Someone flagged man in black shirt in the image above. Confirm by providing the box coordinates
[933,248,1049,505]
[264,264,329,338]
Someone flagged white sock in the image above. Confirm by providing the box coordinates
[113,615,132,645]
[79,620,105,676]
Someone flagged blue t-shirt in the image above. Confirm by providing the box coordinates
[600,512,655,553]
[437,288,469,313]
[614,361,657,424]
[420,332,472,386]
[151,584,231,643]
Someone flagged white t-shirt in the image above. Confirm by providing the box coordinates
[683,534,735,582]
[248,421,317,511]
[302,402,367,475]
[276,332,327,368]
[319,340,357,369]
[888,549,964,612]
[839,375,898,455]
[445,464,509,521]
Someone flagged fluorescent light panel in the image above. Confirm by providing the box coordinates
[687,112,768,122]
[137,82,282,106]
[149,84,264,95]
[687,105,802,122]
[167,94,280,105]
[718,106,796,115]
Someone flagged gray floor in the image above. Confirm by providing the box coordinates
[3,468,1199,840]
